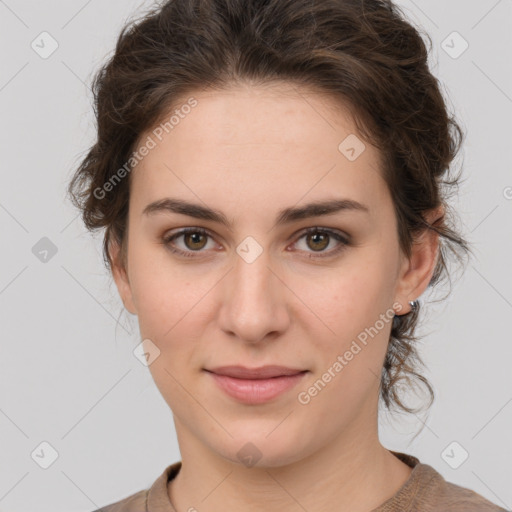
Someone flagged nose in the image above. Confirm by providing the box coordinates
[218,246,290,344]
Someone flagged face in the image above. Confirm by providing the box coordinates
[112,82,438,468]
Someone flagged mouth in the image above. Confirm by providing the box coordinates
[203,366,309,404]
[205,365,308,379]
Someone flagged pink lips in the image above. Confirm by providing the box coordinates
[205,365,308,404]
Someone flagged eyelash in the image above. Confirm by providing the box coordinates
[161,226,350,260]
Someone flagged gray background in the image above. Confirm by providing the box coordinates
[0,0,511,511]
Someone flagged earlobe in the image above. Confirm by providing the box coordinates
[109,241,138,316]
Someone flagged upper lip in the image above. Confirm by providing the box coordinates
[205,365,307,379]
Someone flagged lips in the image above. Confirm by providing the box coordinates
[205,365,307,379]
[205,366,308,404]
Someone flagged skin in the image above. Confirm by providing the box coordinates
[110,81,441,512]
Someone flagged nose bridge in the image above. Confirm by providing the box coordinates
[219,239,289,342]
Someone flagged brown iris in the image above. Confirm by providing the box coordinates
[183,231,208,250]
[306,231,330,252]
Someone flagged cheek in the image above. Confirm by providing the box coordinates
[291,254,397,404]
[128,263,217,402]
[293,258,396,343]
[134,281,203,344]
[132,271,206,408]
[127,243,202,338]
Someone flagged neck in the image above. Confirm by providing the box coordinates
[168,414,412,512]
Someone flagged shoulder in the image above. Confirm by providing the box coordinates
[90,462,181,512]
[380,452,509,512]
[90,489,148,512]
[407,462,508,511]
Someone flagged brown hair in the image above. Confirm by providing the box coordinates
[67,0,472,417]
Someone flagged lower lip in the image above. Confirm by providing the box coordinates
[206,371,308,404]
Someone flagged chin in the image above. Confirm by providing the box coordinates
[212,429,311,469]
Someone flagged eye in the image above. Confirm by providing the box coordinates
[162,227,215,258]
[291,227,350,259]
[161,226,350,259]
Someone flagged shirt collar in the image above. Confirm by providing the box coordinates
[145,452,426,511]
[146,461,182,511]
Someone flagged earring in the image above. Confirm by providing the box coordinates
[392,300,419,329]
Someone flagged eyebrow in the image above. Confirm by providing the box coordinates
[142,197,369,229]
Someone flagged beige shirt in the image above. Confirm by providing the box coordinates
[92,451,509,511]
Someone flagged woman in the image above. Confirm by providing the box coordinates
[68,0,507,510]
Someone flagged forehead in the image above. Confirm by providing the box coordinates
[130,82,387,216]
[156,82,364,147]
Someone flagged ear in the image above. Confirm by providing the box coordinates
[109,240,138,316]
[394,206,443,314]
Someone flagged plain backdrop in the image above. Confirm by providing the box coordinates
[0,0,511,511]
